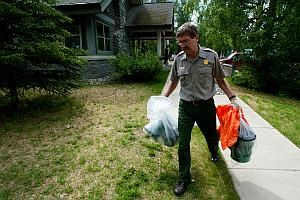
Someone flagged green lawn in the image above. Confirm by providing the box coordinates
[231,84,300,148]
[0,71,239,200]
[1,70,299,199]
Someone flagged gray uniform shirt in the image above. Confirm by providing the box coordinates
[170,46,225,101]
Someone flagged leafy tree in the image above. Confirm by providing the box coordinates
[175,0,247,55]
[174,0,192,27]
[169,0,193,54]
[0,0,85,105]
[242,0,300,96]
[195,0,247,54]
[184,0,299,97]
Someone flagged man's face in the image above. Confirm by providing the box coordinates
[176,34,198,55]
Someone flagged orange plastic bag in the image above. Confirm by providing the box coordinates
[216,104,240,150]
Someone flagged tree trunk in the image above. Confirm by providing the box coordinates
[8,79,20,106]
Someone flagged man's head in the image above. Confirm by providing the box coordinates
[176,22,199,39]
[176,22,199,57]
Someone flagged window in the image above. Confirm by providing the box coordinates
[65,20,82,49]
[96,22,111,52]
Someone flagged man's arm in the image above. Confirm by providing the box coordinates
[215,78,235,98]
[216,78,240,107]
[163,80,179,97]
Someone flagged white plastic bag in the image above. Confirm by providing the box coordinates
[239,118,256,141]
[143,96,178,147]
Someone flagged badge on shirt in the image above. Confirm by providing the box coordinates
[204,59,209,65]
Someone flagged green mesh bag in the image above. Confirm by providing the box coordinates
[230,118,256,163]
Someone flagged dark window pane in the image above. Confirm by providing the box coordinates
[65,36,80,49]
[105,39,111,51]
[98,38,105,51]
[97,23,104,37]
[67,25,80,34]
[104,26,110,38]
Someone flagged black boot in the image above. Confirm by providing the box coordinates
[211,153,219,162]
[174,181,189,196]
[211,145,219,162]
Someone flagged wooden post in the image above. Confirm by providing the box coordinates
[157,31,161,57]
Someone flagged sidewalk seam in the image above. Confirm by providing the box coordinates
[228,168,300,172]
[250,127,276,129]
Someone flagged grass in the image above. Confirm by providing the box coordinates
[230,84,300,148]
[0,70,239,200]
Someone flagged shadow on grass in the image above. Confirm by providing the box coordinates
[154,155,239,199]
[189,156,240,199]
[157,170,178,188]
[0,95,86,198]
[0,94,84,131]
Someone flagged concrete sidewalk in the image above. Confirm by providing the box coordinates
[161,81,300,200]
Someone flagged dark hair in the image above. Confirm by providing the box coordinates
[176,22,199,38]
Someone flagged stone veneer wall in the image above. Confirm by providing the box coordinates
[82,0,130,81]
[81,56,116,81]
[82,61,112,79]
[113,0,129,53]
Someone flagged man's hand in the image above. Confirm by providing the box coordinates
[230,98,240,108]
[163,80,178,98]
[230,98,242,113]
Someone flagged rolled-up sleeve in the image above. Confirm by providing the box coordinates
[170,60,179,82]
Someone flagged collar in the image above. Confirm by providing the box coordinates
[180,45,209,60]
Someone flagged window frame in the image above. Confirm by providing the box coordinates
[65,19,82,50]
[95,20,112,53]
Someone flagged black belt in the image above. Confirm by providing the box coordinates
[181,98,213,106]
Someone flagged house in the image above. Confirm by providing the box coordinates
[56,0,174,80]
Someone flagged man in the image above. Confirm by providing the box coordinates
[163,22,240,196]
[164,45,170,65]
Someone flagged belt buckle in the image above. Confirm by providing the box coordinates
[193,100,199,106]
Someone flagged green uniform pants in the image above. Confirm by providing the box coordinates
[178,98,219,183]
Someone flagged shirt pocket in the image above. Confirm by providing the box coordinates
[177,60,191,77]
[178,68,189,76]
[195,66,213,75]
[195,58,213,74]
[177,66,191,88]
[194,66,213,89]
